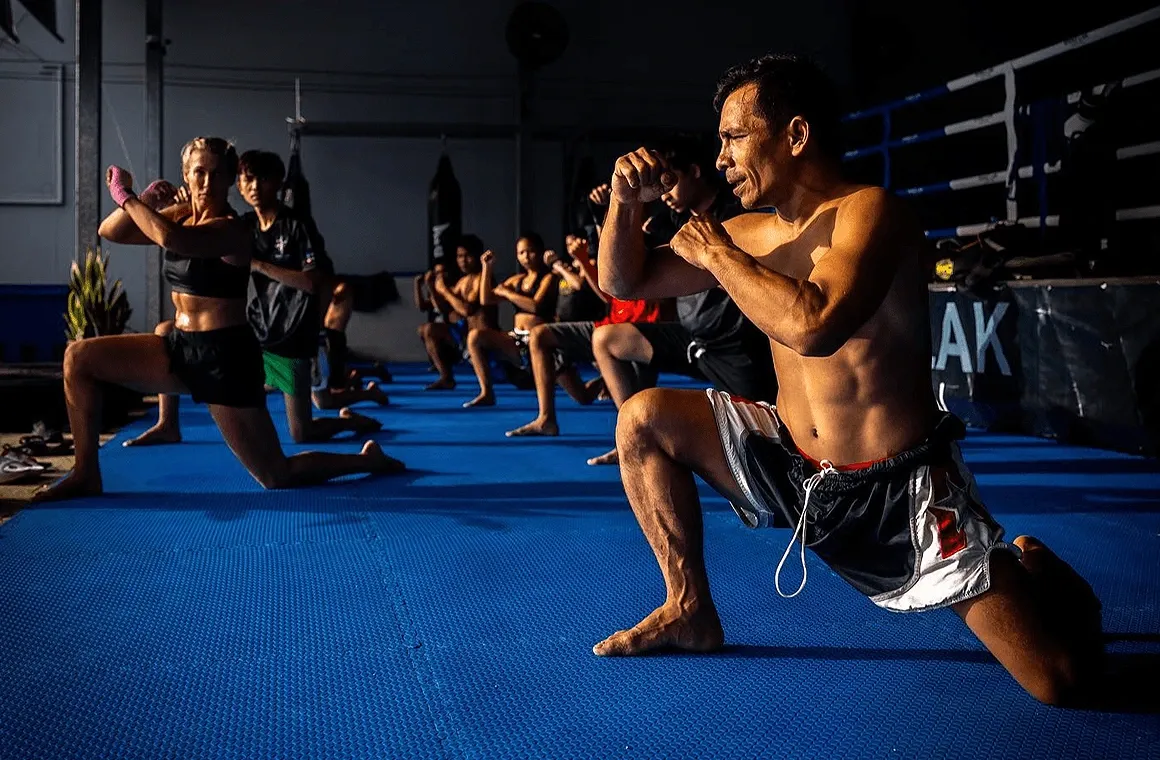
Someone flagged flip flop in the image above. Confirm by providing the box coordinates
[0,451,52,485]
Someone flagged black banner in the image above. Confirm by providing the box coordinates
[929,286,1022,431]
[930,280,1160,456]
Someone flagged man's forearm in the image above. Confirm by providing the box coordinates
[705,247,828,355]
[253,260,318,293]
[597,199,648,298]
[438,288,473,316]
[479,268,498,306]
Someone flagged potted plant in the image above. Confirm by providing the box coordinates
[63,247,140,426]
[65,247,132,340]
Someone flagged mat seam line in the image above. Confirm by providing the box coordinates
[362,521,463,760]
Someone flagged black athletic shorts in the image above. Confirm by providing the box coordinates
[706,388,1018,612]
[545,321,597,373]
[164,325,266,408]
[634,322,776,402]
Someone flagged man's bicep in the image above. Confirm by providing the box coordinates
[807,196,909,328]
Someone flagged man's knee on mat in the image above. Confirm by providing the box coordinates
[615,388,693,458]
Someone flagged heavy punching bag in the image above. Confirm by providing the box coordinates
[428,151,463,271]
[570,154,599,249]
[282,132,312,220]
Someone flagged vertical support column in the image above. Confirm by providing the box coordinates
[1002,64,1019,223]
[74,0,102,260]
[881,110,892,190]
[515,64,533,237]
[144,0,165,325]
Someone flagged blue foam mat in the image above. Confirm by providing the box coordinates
[1,364,1158,759]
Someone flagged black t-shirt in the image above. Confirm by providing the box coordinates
[668,191,755,346]
[555,263,607,322]
[245,206,333,358]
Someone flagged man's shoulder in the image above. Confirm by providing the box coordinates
[833,185,922,243]
[721,210,784,253]
[834,185,910,220]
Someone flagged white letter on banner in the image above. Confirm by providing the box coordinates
[973,302,1011,376]
[934,302,973,374]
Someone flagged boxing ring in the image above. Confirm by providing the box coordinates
[841,7,1160,455]
[842,5,1160,239]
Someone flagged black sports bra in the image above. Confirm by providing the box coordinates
[510,272,558,319]
[163,214,250,299]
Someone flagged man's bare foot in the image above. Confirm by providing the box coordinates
[361,440,406,474]
[583,377,607,404]
[463,392,495,408]
[121,423,181,447]
[372,362,393,383]
[506,418,559,437]
[425,378,456,391]
[594,601,724,656]
[1013,535,1105,671]
[30,470,103,503]
[587,448,619,466]
[366,382,390,406]
[339,407,383,434]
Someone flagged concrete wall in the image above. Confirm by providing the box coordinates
[0,0,851,359]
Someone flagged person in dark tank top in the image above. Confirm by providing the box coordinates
[120,149,388,450]
[34,137,405,503]
[460,232,560,408]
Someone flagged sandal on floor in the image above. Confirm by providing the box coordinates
[0,448,53,485]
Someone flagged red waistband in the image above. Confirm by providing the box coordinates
[795,445,883,472]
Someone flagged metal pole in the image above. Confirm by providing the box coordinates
[74,0,102,261]
[144,0,165,324]
[515,64,533,236]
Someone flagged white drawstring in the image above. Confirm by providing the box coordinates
[686,340,706,364]
[775,459,835,598]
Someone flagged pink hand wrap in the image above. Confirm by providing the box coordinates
[107,166,136,208]
[138,180,176,210]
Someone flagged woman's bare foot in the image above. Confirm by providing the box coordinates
[593,600,724,656]
[463,392,495,408]
[505,418,559,437]
[366,382,390,406]
[587,448,619,466]
[30,469,103,503]
[339,407,383,434]
[121,422,181,447]
[425,378,456,391]
[361,440,406,474]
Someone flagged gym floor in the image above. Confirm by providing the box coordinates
[1,364,1158,759]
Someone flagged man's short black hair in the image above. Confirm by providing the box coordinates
[457,234,485,258]
[713,53,844,160]
[651,132,721,184]
[237,149,287,183]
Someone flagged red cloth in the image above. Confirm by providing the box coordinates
[596,297,663,327]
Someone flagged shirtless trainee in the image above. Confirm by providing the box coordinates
[418,235,496,391]
[591,53,1103,707]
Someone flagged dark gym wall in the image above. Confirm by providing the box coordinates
[0,0,850,359]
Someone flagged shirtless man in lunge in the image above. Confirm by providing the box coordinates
[591,53,1104,707]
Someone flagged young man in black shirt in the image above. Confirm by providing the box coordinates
[238,150,385,442]
[586,133,777,466]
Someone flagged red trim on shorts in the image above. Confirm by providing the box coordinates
[723,390,883,472]
[795,446,882,472]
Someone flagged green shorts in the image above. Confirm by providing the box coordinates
[262,351,314,397]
